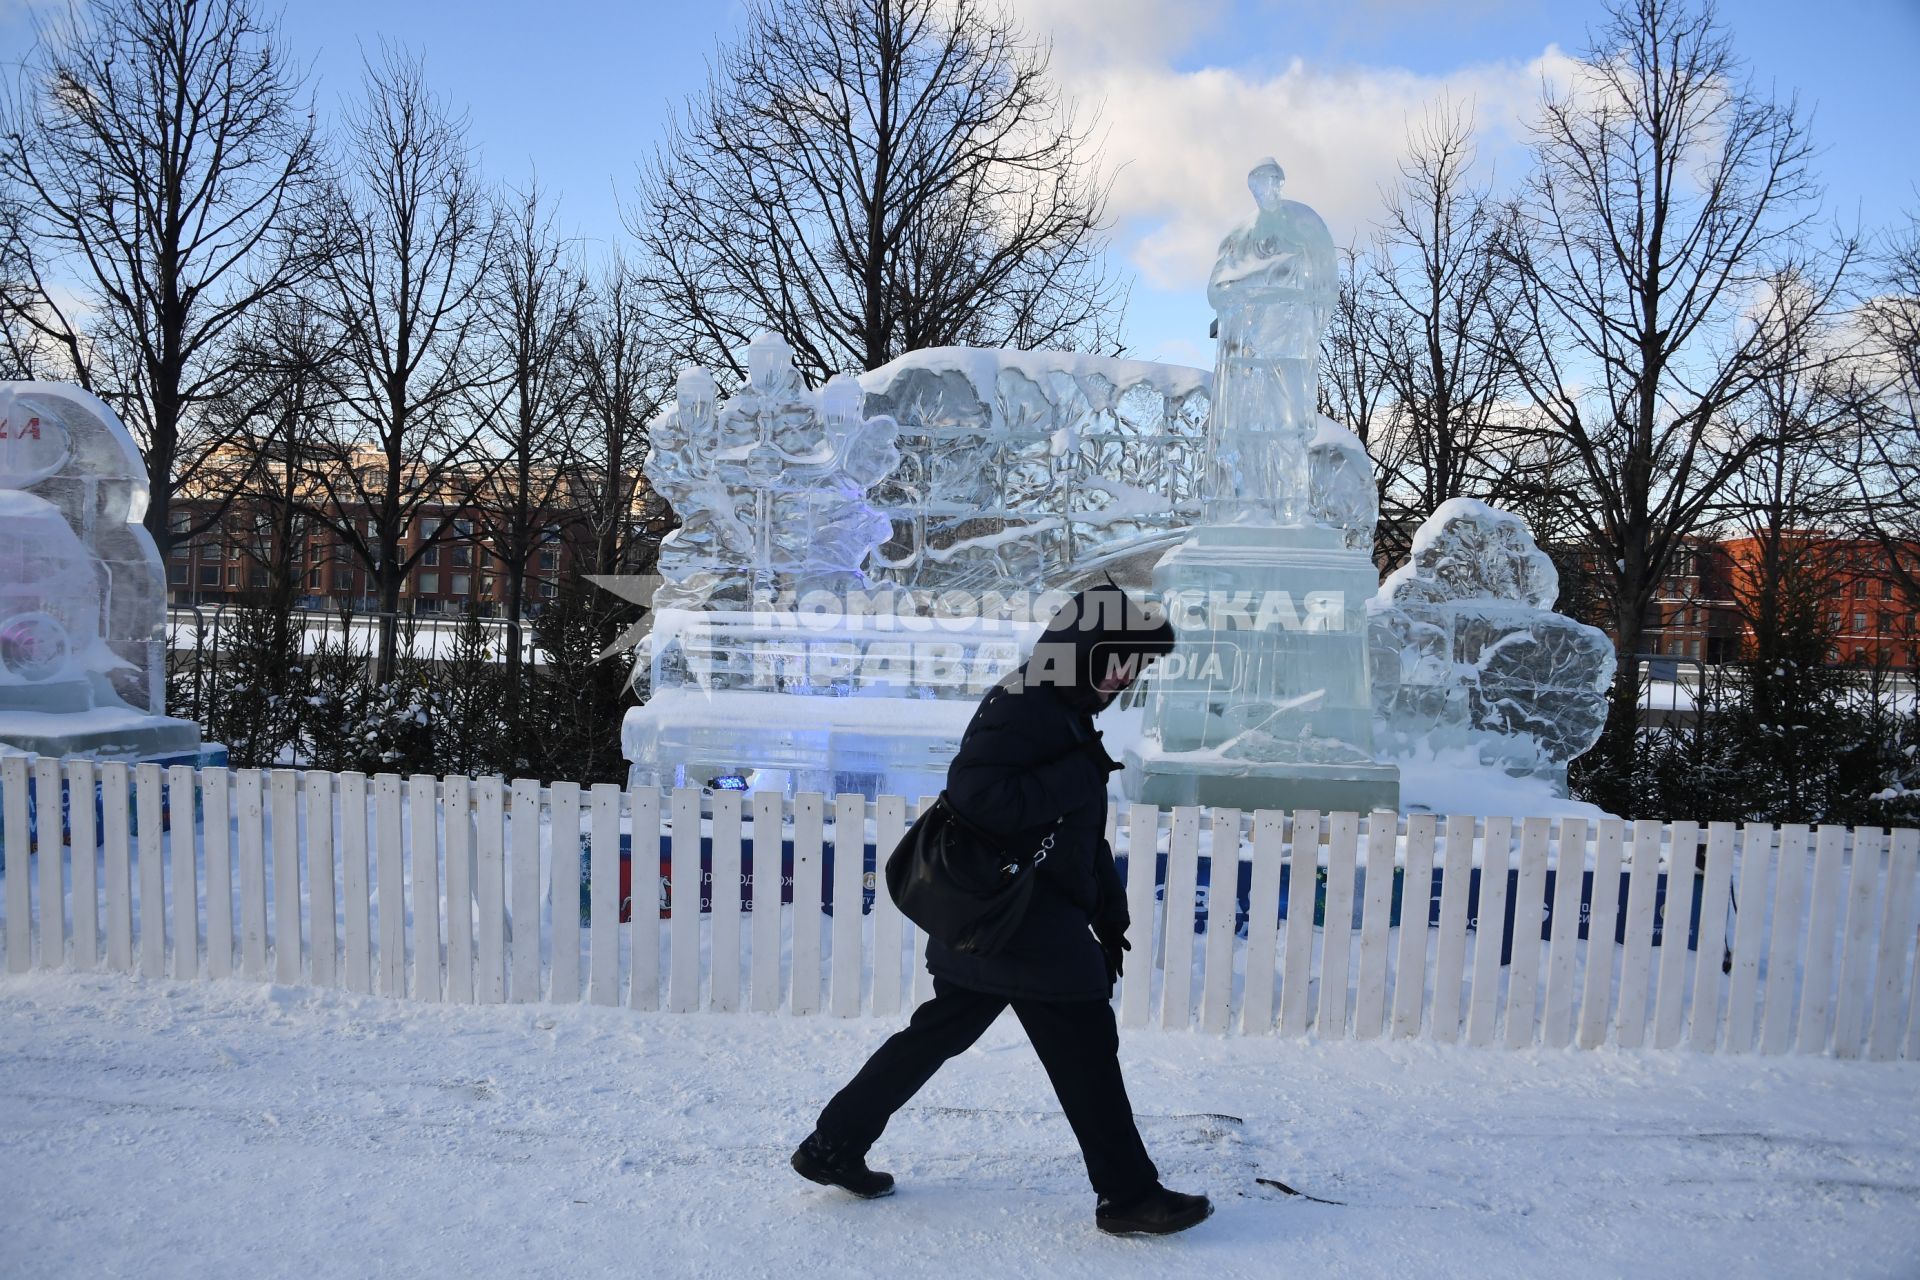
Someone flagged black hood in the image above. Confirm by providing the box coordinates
[1020,582,1177,710]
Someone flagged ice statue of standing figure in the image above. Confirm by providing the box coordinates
[1204,159,1336,527]
[1126,161,1400,814]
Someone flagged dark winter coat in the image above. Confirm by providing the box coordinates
[925,585,1176,1002]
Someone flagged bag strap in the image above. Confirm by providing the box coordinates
[938,791,1062,867]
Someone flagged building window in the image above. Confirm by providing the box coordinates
[199,566,220,587]
[538,549,559,572]
[451,574,470,595]
[418,573,438,595]
[541,580,557,599]
[454,518,472,536]
[227,566,240,586]
[169,563,188,585]
[201,542,220,561]
[423,546,438,567]
[1854,612,1867,632]
[308,569,322,589]
[451,546,471,568]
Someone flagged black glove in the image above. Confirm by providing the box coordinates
[1094,919,1132,983]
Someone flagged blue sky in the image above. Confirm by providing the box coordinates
[4,0,1915,368]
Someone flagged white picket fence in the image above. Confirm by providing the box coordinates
[2,757,1917,1060]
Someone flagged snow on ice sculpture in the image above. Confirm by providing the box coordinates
[0,382,207,760]
[644,333,901,611]
[1370,497,1614,783]
[1307,416,1376,552]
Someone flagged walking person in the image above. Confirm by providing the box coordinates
[791,583,1214,1236]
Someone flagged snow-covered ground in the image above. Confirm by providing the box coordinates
[4,972,1916,1278]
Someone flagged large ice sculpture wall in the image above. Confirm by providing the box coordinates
[0,382,205,760]
[644,341,1378,613]
[644,333,902,611]
[1369,498,1614,785]
[621,162,1617,804]
[855,348,1209,596]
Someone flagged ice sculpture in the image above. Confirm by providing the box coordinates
[615,166,1608,805]
[857,347,1211,599]
[1308,416,1377,552]
[1125,162,1400,812]
[1370,498,1614,785]
[644,333,901,611]
[0,382,209,761]
[641,342,1373,615]
[1202,158,1339,527]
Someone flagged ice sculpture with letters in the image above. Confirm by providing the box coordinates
[0,382,209,761]
[1369,498,1614,789]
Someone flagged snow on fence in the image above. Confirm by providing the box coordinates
[3,756,1917,1060]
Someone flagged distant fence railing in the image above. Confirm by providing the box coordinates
[2,757,1916,1060]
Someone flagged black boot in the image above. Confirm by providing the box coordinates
[791,1133,896,1199]
[1095,1184,1213,1236]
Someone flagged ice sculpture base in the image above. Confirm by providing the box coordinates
[1122,743,1400,813]
[1134,523,1395,812]
[623,688,978,800]
[0,706,210,761]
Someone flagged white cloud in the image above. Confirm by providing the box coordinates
[1010,0,1577,292]
[1010,0,1228,67]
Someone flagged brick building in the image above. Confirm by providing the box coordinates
[1714,534,1919,669]
[166,446,667,617]
[1636,538,1742,664]
[1551,532,1917,671]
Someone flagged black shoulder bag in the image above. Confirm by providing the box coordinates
[883,794,1060,957]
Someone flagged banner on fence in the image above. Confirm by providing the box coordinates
[564,829,1717,968]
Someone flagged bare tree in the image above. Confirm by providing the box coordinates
[470,179,588,724]
[310,46,499,681]
[223,295,349,599]
[631,0,1121,384]
[1495,0,1846,804]
[0,0,329,554]
[1843,212,1920,608]
[1320,245,1408,559]
[1370,107,1530,532]
[572,252,674,579]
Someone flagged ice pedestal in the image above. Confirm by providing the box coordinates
[1125,524,1399,811]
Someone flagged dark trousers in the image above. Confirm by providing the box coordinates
[814,977,1159,1203]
